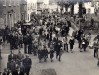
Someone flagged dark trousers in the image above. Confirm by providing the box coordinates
[24,68,30,75]
[19,71,24,75]
[82,44,86,51]
[28,44,32,54]
[78,42,81,49]
[56,52,61,61]
[12,71,18,75]
[94,49,98,58]
[59,54,61,61]
[24,44,28,54]
[56,52,59,59]
[64,43,68,52]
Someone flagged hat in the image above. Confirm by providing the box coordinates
[26,54,29,57]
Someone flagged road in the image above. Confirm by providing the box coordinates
[1,41,99,75]
[0,30,99,75]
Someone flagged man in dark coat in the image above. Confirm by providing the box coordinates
[55,40,62,60]
[28,34,32,54]
[23,34,29,54]
[8,51,16,61]
[49,44,54,62]
[93,41,99,58]
[23,55,32,75]
[81,38,88,52]
[9,32,14,50]
[43,46,48,62]
[7,59,16,73]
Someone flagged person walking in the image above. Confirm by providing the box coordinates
[43,46,48,62]
[93,40,99,58]
[23,34,29,54]
[59,47,64,61]
[69,37,75,53]
[8,51,16,62]
[28,34,32,54]
[63,37,68,52]
[56,40,62,61]
[22,55,32,75]
[7,59,16,74]
[81,38,88,52]
[49,44,54,62]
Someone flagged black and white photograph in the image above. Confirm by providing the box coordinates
[0,0,99,75]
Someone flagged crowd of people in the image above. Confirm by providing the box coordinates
[1,13,99,75]
[2,50,32,75]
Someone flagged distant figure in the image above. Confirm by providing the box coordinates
[7,59,16,74]
[43,46,48,62]
[49,44,54,62]
[93,40,99,58]
[69,37,75,53]
[8,51,16,62]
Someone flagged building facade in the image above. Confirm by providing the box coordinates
[49,3,61,13]
[2,0,21,28]
[69,0,99,14]
[26,0,37,22]
[37,0,49,14]
[20,0,27,22]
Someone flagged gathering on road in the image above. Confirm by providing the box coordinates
[0,13,99,75]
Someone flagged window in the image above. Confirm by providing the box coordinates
[9,0,11,6]
[3,0,6,6]
[33,3,34,8]
[14,12,16,23]
[34,3,35,9]
[28,14,29,20]
[13,0,16,6]
[91,2,94,7]
[28,5,29,10]
[31,3,32,9]
[17,0,20,6]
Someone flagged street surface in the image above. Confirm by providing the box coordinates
[1,28,99,75]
